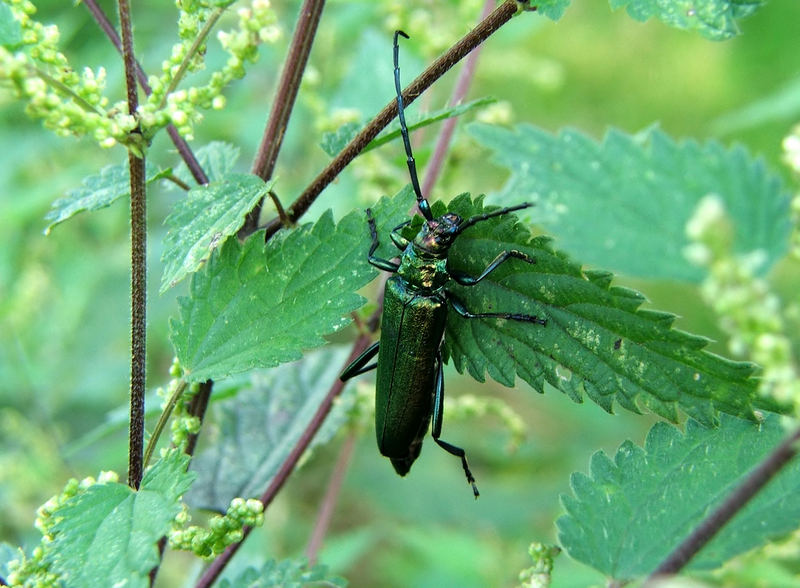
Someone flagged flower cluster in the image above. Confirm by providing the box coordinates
[685,194,800,408]
[139,0,281,141]
[1,0,281,150]
[782,124,800,260]
[169,497,265,558]
[0,0,135,147]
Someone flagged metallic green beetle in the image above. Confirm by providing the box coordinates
[340,31,546,497]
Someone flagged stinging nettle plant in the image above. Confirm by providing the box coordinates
[1,0,799,586]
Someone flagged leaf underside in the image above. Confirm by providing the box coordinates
[441,194,772,426]
[557,413,800,580]
[44,161,170,234]
[186,347,354,512]
[469,123,791,282]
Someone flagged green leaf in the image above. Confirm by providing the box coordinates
[442,194,774,426]
[186,347,354,512]
[173,141,241,186]
[0,4,23,48]
[44,161,170,234]
[470,124,791,281]
[218,557,347,588]
[160,173,273,292]
[320,97,496,157]
[47,451,194,588]
[169,188,412,382]
[557,413,800,581]
[535,0,571,20]
[609,0,764,40]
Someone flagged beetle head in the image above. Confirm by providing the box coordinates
[414,212,463,254]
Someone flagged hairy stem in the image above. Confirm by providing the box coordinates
[240,0,326,237]
[118,0,146,491]
[262,0,521,241]
[421,0,495,197]
[646,425,800,582]
[84,0,209,185]
[194,334,373,588]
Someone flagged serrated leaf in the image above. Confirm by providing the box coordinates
[609,0,764,40]
[470,124,791,281]
[320,98,496,157]
[160,173,273,292]
[535,0,571,20]
[173,141,241,186]
[44,161,171,234]
[441,194,774,426]
[557,413,800,581]
[47,451,194,588]
[0,4,23,48]
[218,557,347,588]
[186,347,354,512]
[169,188,412,382]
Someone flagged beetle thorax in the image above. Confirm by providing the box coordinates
[396,214,463,293]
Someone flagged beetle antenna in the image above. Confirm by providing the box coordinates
[456,202,532,235]
[394,30,432,221]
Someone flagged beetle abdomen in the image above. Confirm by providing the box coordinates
[375,276,447,471]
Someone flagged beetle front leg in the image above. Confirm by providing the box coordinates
[340,341,380,381]
[450,249,536,286]
[366,208,400,272]
[449,295,547,326]
[431,352,480,498]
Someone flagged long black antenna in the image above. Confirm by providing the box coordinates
[456,202,532,235]
[394,30,432,221]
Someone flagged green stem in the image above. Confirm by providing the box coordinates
[157,8,225,111]
[143,379,188,469]
[31,66,106,116]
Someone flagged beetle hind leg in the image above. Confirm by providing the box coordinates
[431,352,480,498]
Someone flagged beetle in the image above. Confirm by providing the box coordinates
[340,30,546,497]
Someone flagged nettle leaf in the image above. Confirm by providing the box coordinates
[173,141,241,186]
[44,161,170,234]
[320,97,495,157]
[557,413,800,581]
[218,557,346,588]
[442,194,774,426]
[160,173,273,292]
[47,451,194,588]
[186,347,354,512]
[609,0,763,40]
[470,124,791,281]
[535,0,571,20]
[169,189,411,382]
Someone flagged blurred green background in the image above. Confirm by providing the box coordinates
[1,1,799,586]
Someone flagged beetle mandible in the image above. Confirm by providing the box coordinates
[340,31,546,497]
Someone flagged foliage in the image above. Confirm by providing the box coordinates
[1,0,799,587]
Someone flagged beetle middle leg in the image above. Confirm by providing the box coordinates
[431,352,480,498]
[450,249,536,287]
[340,341,380,381]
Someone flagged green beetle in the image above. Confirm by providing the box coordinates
[341,31,546,497]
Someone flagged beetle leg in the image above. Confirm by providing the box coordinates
[340,341,380,381]
[431,352,480,498]
[450,249,535,286]
[449,295,547,326]
[366,208,401,272]
[389,220,411,251]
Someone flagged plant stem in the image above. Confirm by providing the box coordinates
[240,0,326,238]
[421,0,495,198]
[142,379,188,470]
[157,8,225,111]
[84,0,209,185]
[194,334,374,588]
[263,0,522,241]
[118,0,146,491]
[306,431,358,565]
[646,425,800,583]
